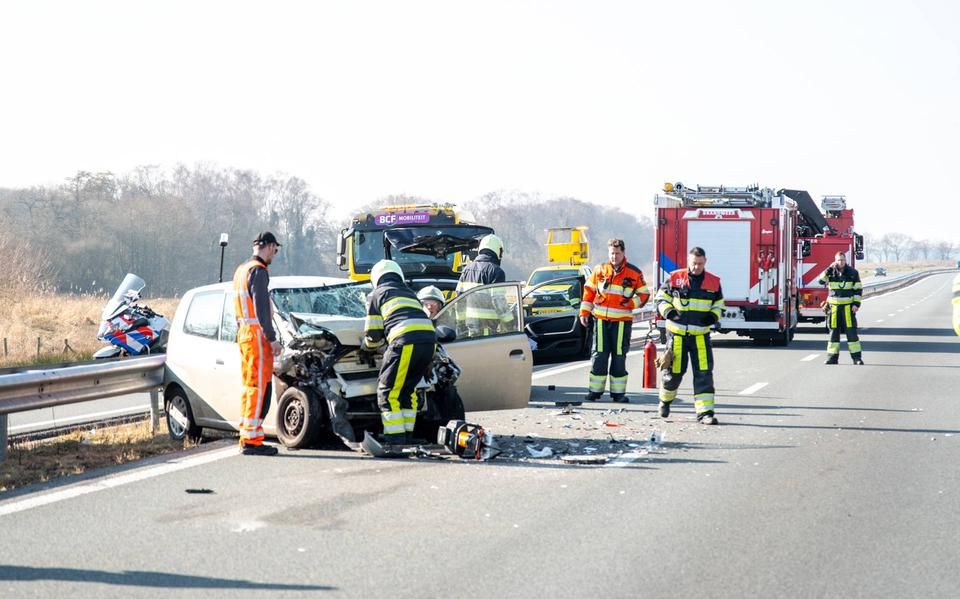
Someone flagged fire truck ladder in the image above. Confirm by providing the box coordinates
[664,183,777,207]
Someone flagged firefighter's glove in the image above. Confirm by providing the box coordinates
[666,310,681,322]
[360,336,383,352]
[655,347,674,371]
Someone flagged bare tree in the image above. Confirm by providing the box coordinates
[910,238,931,261]
[881,233,912,262]
[935,240,956,261]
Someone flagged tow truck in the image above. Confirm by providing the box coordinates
[336,203,493,295]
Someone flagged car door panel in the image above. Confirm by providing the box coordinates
[436,281,532,411]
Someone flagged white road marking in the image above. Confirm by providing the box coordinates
[0,446,238,518]
[607,450,648,468]
[531,361,593,381]
[801,354,819,361]
[876,319,884,323]
[888,313,896,317]
[739,382,769,395]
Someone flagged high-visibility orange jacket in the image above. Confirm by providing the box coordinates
[579,260,650,322]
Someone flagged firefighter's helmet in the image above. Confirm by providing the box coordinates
[370,260,404,286]
[478,234,504,259]
[417,285,445,306]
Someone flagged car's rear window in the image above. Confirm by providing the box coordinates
[183,291,224,339]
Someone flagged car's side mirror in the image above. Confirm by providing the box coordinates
[436,325,457,344]
[801,240,812,258]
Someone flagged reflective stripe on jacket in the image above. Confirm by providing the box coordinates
[817,265,862,307]
[655,269,725,336]
[579,260,649,322]
[232,257,275,341]
[365,274,437,346]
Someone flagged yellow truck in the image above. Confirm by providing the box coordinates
[336,203,494,295]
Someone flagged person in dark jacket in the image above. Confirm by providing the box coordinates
[818,251,864,364]
[655,246,724,425]
[364,260,437,444]
[455,234,513,336]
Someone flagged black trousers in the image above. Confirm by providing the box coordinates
[827,304,862,357]
[588,319,632,396]
[659,332,716,416]
[377,341,435,438]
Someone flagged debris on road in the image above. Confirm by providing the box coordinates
[526,446,554,458]
[561,454,608,465]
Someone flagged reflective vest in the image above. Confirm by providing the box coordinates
[580,261,650,322]
[365,276,437,346]
[233,259,268,330]
[818,265,862,307]
[655,269,725,336]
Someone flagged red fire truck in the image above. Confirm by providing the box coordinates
[653,183,800,345]
[789,192,864,323]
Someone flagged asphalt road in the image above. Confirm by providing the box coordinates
[1,273,958,598]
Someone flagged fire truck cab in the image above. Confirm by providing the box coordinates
[654,183,800,345]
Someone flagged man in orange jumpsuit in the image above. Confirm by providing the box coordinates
[232,232,283,456]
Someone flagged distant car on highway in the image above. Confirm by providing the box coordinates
[162,276,532,449]
[874,267,887,276]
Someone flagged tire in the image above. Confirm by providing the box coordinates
[165,387,202,443]
[772,329,790,346]
[276,386,322,449]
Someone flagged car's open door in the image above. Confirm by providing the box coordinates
[435,282,531,411]
[522,275,588,357]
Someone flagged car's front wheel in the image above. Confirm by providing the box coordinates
[276,386,322,449]
[165,387,202,443]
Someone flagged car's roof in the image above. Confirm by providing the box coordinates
[184,275,357,295]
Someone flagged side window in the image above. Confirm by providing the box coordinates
[437,282,522,341]
[523,276,582,317]
[221,295,238,342]
[183,291,224,339]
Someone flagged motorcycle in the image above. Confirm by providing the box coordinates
[93,273,170,359]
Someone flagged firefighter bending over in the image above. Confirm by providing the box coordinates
[232,231,283,456]
[455,234,513,336]
[819,251,864,365]
[364,260,437,445]
[579,238,649,403]
[655,246,724,425]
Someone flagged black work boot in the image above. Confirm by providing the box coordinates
[241,443,278,456]
[697,411,718,425]
[852,354,864,365]
[584,392,602,402]
[611,394,630,403]
[824,354,839,365]
[382,433,406,446]
[658,401,671,418]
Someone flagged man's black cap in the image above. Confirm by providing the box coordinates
[253,231,282,247]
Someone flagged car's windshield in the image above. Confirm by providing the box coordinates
[353,230,455,274]
[271,283,371,318]
[528,269,578,286]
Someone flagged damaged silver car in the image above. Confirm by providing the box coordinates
[162,276,532,449]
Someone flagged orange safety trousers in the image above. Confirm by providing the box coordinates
[238,324,273,446]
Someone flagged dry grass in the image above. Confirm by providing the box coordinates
[0,291,180,367]
[0,420,197,494]
[858,260,953,281]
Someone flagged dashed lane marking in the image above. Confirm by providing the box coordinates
[739,382,769,395]
[801,354,819,361]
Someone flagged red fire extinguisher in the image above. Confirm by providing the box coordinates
[642,339,657,389]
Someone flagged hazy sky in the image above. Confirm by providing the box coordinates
[1,0,957,240]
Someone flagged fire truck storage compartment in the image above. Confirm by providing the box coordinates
[685,219,752,302]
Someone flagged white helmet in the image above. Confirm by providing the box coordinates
[478,234,504,259]
[370,259,404,286]
[417,285,445,305]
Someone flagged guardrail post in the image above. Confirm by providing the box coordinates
[150,387,160,435]
[1,414,7,463]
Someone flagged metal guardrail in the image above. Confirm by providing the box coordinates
[0,354,165,462]
[860,267,957,297]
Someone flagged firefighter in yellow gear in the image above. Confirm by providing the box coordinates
[364,260,437,444]
[578,238,650,403]
[232,232,283,456]
[655,246,724,425]
[818,251,863,365]
[952,273,960,336]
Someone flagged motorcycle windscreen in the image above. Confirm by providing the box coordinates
[101,273,147,321]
